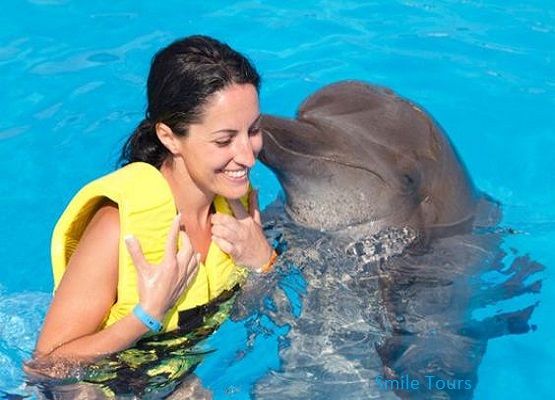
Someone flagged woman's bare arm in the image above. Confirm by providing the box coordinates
[34,203,151,359]
[34,202,200,366]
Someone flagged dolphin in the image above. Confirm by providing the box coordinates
[259,80,481,240]
[240,80,543,399]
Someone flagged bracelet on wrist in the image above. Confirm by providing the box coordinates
[133,304,163,333]
[255,250,278,274]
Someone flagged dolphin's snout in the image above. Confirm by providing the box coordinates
[257,144,267,164]
[258,80,479,235]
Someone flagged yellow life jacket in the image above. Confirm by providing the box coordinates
[51,162,249,333]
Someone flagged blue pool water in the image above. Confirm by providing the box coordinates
[0,0,553,398]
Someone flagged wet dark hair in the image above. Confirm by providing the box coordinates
[119,35,261,168]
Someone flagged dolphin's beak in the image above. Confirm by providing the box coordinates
[257,141,268,164]
[259,114,289,169]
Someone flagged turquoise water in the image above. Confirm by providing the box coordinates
[0,0,553,398]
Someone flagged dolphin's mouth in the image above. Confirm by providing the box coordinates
[261,128,386,185]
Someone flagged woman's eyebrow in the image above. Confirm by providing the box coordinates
[211,128,238,135]
[210,114,262,135]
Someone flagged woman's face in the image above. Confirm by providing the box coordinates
[178,83,262,200]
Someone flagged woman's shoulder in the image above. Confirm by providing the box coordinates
[87,200,119,237]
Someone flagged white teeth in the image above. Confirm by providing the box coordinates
[224,169,247,178]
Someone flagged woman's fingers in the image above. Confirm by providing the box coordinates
[211,219,237,242]
[163,213,183,263]
[211,198,269,267]
[249,190,262,225]
[210,212,235,226]
[185,253,201,287]
[124,234,147,274]
[177,231,198,278]
[227,198,249,220]
[211,235,234,256]
[176,231,200,289]
[127,214,201,315]
[176,230,194,263]
[226,190,262,224]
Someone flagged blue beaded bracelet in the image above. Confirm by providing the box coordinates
[133,304,162,333]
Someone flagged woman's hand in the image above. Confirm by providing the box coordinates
[34,204,198,360]
[125,213,200,320]
[210,190,273,271]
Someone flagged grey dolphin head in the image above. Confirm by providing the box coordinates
[260,80,479,237]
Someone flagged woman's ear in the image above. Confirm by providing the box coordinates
[155,122,180,155]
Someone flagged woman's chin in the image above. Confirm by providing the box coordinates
[217,176,250,199]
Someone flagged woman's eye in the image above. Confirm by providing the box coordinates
[214,138,232,146]
[249,126,261,136]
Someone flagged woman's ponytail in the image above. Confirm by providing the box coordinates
[119,119,168,169]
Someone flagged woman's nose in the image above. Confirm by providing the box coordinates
[234,135,256,167]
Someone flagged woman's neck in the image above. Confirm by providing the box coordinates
[160,160,214,260]
[161,160,213,214]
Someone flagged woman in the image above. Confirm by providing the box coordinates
[32,35,275,368]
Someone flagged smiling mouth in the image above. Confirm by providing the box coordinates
[223,169,248,179]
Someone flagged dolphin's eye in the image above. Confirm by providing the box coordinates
[403,174,416,187]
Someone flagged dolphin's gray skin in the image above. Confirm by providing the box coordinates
[240,218,541,400]
[237,80,544,399]
[260,80,479,239]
